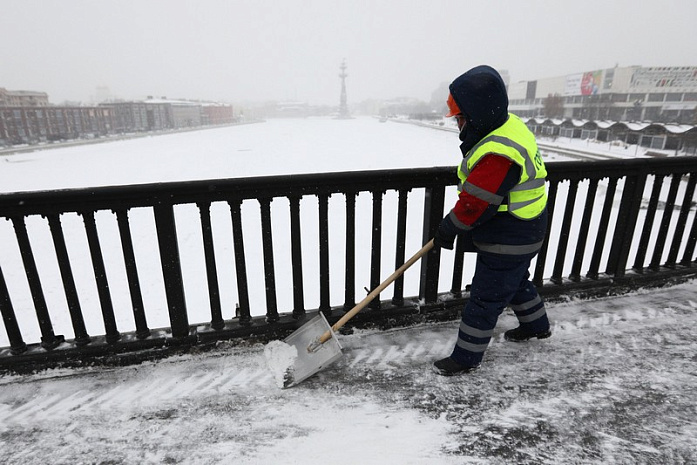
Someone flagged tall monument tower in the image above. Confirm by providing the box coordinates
[337,59,351,119]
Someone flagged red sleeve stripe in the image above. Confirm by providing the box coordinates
[451,155,515,227]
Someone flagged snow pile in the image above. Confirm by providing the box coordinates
[264,340,298,388]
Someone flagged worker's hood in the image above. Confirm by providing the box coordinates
[449,65,509,154]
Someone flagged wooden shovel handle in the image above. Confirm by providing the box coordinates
[316,239,435,345]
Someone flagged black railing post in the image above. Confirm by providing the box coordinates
[587,178,617,279]
[288,196,305,318]
[369,190,384,310]
[633,175,663,272]
[228,199,252,326]
[82,210,121,344]
[0,265,27,355]
[681,176,697,267]
[534,181,557,287]
[392,189,409,306]
[667,172,697,267]
[318,193,331,315]
[606,170,646,278]
[153,204,190,339]
[420,186,445,304]
[569,179,599,282]
[551,181,578,285]
[114,208,150,339]
[259,198,279,323]
[682,218,697,266]
[344,192,356,310]
[11,216,62,350]
[46,213,91,346]
[198,201,224,330]
[648,173,681,271]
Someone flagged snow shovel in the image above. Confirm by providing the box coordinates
[266,239,435,388]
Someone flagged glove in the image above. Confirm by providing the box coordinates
[433,214,459,250]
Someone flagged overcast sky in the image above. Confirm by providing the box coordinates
[1,0,696,106]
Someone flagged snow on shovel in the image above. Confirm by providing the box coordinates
[264,240,435,388]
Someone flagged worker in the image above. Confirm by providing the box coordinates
[432,65,552,376]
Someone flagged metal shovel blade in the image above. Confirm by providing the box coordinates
[283,312,343,388]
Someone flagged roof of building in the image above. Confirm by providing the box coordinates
[523,117,696,134]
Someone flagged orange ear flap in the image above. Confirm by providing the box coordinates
[446,93,461,117]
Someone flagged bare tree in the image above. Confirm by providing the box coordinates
[543,93,564,119]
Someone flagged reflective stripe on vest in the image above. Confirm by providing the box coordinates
[472,239,545,255]
[457,114,547,220]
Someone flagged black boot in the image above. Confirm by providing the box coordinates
[432,357,478,376]
[504,326,551,342]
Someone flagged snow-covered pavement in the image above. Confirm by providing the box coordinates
[1,280,696,464]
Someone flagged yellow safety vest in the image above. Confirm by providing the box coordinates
[457,113,547,220]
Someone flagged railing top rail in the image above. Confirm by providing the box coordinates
[546,156,697,182]
[0,166,455,215]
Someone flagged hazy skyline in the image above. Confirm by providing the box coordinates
[2,0,696,106]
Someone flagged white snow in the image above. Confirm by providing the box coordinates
[1,281,696,464]
[0,118,457,192]
[0,117,695,464]
[264,340,298,388]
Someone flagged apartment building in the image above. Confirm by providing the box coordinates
[0,88,49,107]
[509,66,697,124]
[0,87,234,145]
[0,106,113,144]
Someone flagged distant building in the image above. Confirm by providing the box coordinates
[276,101,310,117]
[0,86,235,146]
[99,100,176,132]
[524,117,697,155]
[0,88,49,107]
[145,101,175,130]
[509,66,697,124]
[379,97,430,118]
[99,101,152,133]
[201,102,234,125]
[0,106,113,144]
[169,101,201,128]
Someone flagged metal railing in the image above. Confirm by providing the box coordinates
[1,158,696,371]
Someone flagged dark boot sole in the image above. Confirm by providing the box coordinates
[431,364,479,376]
[504,330,552,342]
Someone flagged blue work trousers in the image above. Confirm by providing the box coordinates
[450,251,549,367]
